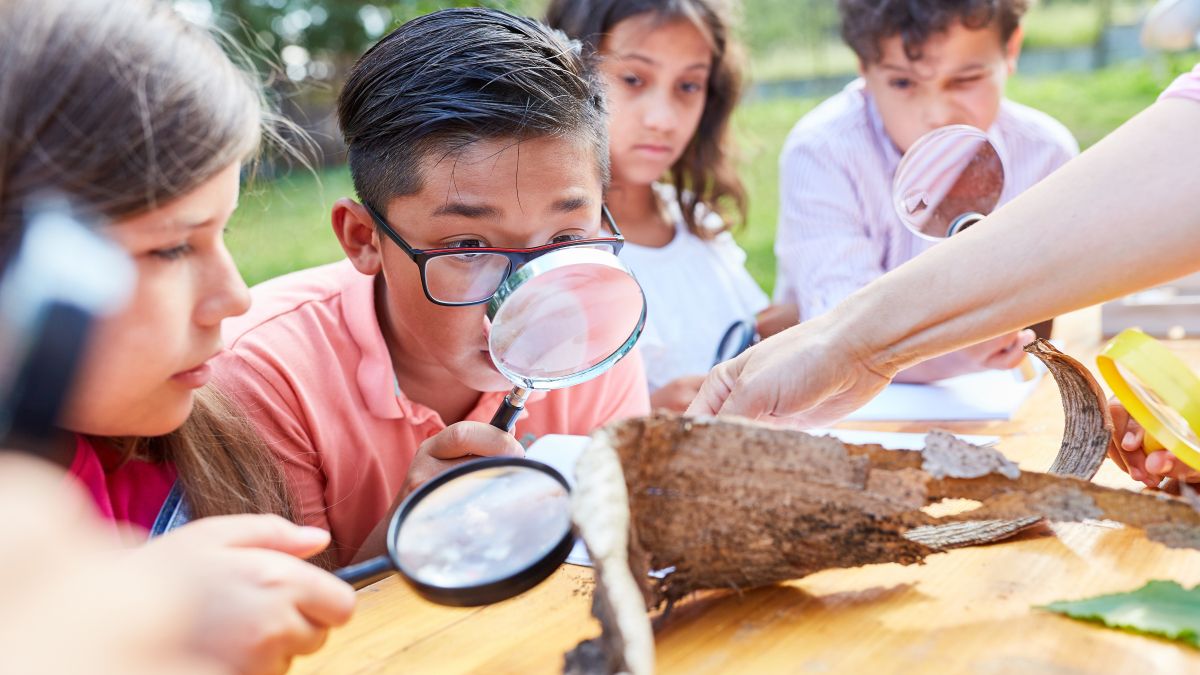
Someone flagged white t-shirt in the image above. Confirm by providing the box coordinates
[619,184,769,392]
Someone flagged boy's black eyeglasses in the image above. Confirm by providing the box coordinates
[363,202,625,307]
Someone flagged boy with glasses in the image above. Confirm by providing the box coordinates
[214,8,650,568]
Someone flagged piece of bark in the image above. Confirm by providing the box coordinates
[569,415,1200,675]
[1025,338,1114,480]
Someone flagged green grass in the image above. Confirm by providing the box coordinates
[227,60,1182,295]
[227,168,353,286]
[746,0,1154,83]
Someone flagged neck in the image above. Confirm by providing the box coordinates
[374,276,483,425]
[606,180,674,247]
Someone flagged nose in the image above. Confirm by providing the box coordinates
[923,93,971,133]
[194,244,251,329]
[642,89,680,132]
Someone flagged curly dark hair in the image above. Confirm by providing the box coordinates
[839,0,1029,63]
[545,0,747,239]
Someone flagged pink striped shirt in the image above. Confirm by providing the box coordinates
[1161,63,1200,102]
[774,80,1079,319]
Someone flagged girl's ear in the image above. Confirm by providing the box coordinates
[331,198,382,275]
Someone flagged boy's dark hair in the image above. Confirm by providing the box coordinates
[839,0,1029,63]
[545,0,747,239]
[338,7,608,211]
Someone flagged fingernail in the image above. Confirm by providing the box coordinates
[1124,431,1138,449]
[298,526,330,541]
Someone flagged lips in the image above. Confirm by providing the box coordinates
[170,362,212,389]
[170,349,221,389]
[633,143,672,155]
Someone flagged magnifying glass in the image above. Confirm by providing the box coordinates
[892,124,1005,241]
[1098,328,1200,471]
[713,318,757,367]
[332,247,644,602]
[486,246,646,431]
[333,457,574,603]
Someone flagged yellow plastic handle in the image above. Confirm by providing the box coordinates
[1097,328,1200,470]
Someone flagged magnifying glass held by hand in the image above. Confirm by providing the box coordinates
[333,457,574,604]
[892,124,1005,241]
[1098,328,1200,471]
[485,246,646,432]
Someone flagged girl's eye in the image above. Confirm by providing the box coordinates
[680,81,705,94]
[889,78,914,91]
[551,233,584,245]
[953,76,983,87]
[149,243,193,261]
[621,74,643,88]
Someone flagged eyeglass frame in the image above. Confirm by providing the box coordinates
[363,201,625,307]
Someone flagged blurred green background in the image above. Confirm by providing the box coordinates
[208,0,1196,293]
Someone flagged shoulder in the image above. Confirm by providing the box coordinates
[223,260,359,348]
[997,98,1080,158]
[782,83,874,161]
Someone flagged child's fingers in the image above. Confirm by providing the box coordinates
[1145,451,1200,483]
[1122,423,1144,452]
[422,421,525,461]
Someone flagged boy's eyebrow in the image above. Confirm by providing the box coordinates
[552,196,592,213]
[432,202,500,218]
[878,62,915,74]
[953,63,988,74]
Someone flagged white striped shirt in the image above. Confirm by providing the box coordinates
[774,80,1079,319]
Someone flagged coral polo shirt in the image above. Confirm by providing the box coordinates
[214,261,649,565]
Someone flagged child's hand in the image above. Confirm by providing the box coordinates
[652,375,708,413]
[756,303,800,339]
[403,421,525,497]
[895,329,1035,383]
[143,515,356,675]
[1108,398,1200,487]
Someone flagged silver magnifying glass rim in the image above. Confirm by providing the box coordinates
[892,124,1006,243]
[486,246,647,390]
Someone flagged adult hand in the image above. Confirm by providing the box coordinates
[686,316,894,427]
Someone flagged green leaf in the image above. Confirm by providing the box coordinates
[1041,580,1200,649]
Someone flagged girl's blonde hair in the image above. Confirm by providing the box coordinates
[0,0,294,520]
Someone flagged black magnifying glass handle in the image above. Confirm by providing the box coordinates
[489,386,531,433]
[333,554,393,588]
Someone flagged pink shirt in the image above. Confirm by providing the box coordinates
[1161,63,1200,102]
[68,435,177,533]
[774,80,1079,319]
[214,260,650,566]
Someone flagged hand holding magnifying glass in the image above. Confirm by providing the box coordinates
[332,246,647,605]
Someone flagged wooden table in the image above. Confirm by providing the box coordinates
[295,313,1200,674]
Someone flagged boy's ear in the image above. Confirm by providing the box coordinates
[1003,25,1024,74]
[331,198,382,276]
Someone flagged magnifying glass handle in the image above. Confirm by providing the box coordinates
[490,386,531,433]
[333,554,393,588]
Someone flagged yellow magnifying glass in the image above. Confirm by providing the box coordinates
[1096,328,1200,471]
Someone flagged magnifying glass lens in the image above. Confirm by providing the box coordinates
[1117,362,1200,448]
[395,465,572,590]
[892,125,1005,241]
[490,259,644,383]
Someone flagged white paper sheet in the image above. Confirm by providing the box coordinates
[844,365,1045,422]
[525,428,1000,568]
